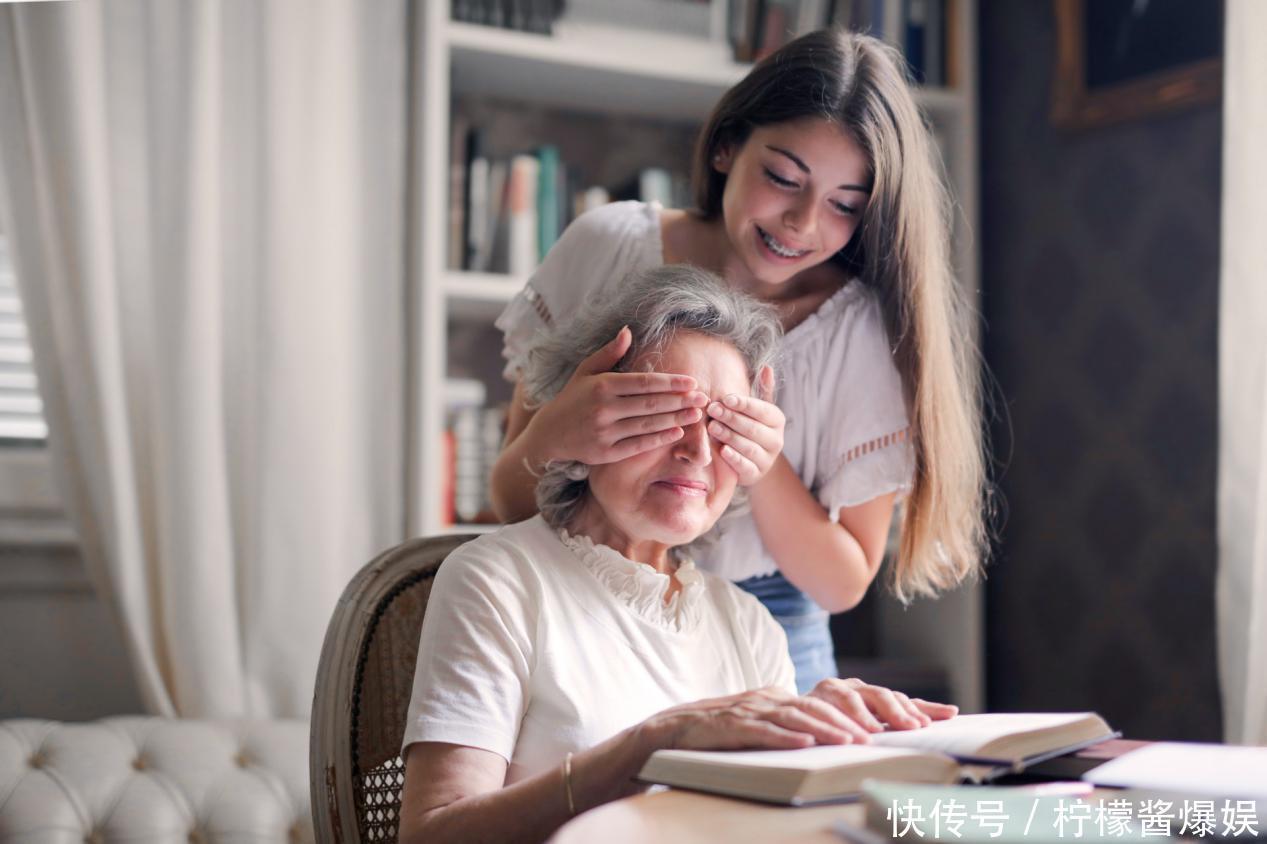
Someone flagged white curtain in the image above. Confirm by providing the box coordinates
[1218,0,1267,745]
[0,0,407,718]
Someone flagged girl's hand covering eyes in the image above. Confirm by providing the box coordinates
[529,326,708,465]
[705,365,786,485]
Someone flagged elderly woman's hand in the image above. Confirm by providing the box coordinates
[531,326,710,465]
[704,366,786,485]
[643,681,957,753]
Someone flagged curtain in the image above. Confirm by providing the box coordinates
[1217,0,1267,745]
[0,0,407,718]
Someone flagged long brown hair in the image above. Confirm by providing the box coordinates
[693,28,988,602]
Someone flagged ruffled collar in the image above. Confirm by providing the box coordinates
[557,528,706,633]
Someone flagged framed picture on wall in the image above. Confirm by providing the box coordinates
[1050,0,1223,130]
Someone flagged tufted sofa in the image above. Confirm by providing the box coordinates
[0,718,312,844]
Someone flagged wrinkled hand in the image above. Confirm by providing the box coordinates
[705,365,786,485]
[530,326,708,465]
[646,681,957,753]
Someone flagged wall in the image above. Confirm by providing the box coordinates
[0,542,144,719]
[979,1,1222,740]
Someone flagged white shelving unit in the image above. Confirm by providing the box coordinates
[408,0,982,711]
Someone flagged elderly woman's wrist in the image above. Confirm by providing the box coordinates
[631,714,681,756]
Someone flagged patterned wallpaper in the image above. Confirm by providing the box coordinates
[979,2,1222,740]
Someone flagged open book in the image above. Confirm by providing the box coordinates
[637,712,1117,806]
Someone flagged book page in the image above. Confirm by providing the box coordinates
[868,713,1096,758]
[650,743,933,771]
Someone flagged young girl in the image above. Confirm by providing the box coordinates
[490,28,987,693]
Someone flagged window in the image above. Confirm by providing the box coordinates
[0,231,65,538]
[0,234,46,443]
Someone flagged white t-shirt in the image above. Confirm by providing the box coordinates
[401,515,796,783]
[496,201,915,582]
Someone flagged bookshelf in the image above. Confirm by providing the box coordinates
[408,0,982,711]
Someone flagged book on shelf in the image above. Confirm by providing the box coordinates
[443,378,507,526]
[637,712,1117,806]
[563,0,715,40]
[506,153,541,277]
[461,127,490,272]
[732,0,834,62]
[450,123,686,277]
[536,145,561,262]
[902,0,952,86]
[827,0,884,36]
[452,0,564,34]
[904,0,927,84]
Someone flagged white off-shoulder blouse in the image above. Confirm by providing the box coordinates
[496,201,915,582]
[401,516,795,782]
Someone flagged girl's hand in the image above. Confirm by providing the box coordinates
[530,326,709,465]
[806,678,959,732]
[705,365,786,485]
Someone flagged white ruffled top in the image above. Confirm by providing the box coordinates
[557,528,706,634]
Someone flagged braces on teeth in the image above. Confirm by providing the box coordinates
[761,229,806,258]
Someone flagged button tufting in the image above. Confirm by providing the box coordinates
[188,829,203,844]
[85,831,104,844]
[28,752,44,769]
[132,757,146,771]
[234,751,250,767]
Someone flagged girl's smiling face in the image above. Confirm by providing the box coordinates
[715,117,872,288]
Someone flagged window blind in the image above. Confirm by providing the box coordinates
[0,236,47,442]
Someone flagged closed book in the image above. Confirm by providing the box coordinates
[638,712,1116,805]
[637,167,673,207]
[575,185,610,218]
[536,145,561,260]
[924,0,943,86]
[448,115,470,270]
[754,1,791,61]
[1085,742,1267,800]
[506,154,540,277]
[944,0,961,87]
[731,0,761,61]
[453,406,484,523]
[482,159,509,273]
[904,0,927,83]
[797,0,828,33]
[463,128,488,271]
[828,0,856,28]
[640,744,958,806]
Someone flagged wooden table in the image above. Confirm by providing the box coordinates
[551,789,871,844]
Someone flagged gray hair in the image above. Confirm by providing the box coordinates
[522,264,782,532]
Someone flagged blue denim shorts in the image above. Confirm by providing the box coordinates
[735,570,836,694]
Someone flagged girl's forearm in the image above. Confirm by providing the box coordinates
[489,420,546,523]
[405,725,662,844]
[747,457,877,613]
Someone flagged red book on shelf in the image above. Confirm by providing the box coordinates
[441,429,456,526]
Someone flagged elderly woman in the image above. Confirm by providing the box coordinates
[398,265,956,843]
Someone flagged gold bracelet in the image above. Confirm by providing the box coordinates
[563,751,576,816]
